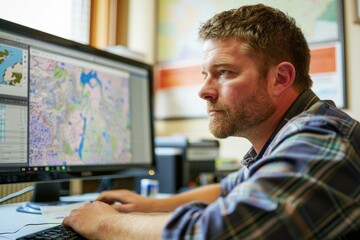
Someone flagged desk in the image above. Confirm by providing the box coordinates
[0,193,99,239]
[0,192,171,239]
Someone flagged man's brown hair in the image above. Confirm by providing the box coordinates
[198,4,312,91]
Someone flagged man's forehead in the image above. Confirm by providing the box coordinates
[202,38,250,55]
[201,39,250,66]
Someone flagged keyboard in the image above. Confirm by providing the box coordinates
[16,224,86,240]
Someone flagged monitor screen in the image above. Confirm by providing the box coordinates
[0,18,155,186]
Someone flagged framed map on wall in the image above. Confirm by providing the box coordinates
[155,0,346,119]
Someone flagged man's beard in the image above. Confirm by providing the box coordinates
[207,90,276,139]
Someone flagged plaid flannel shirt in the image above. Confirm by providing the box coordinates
[162,89,360,240]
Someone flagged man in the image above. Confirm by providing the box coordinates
[63,4,360,239]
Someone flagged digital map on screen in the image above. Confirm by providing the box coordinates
[0,43,28,97]
[29,52,132,166]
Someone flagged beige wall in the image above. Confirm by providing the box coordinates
[133,1,360,162]
[343,1,360,120]
[155,119,252,161]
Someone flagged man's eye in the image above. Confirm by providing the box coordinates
[201,72,208,80]
[219,70,230,76]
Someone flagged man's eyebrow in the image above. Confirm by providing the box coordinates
[213,62,232,67]
[211,62,236,70]
[212,56,235,66]
[201,57,235,71]
[201,62,233,73]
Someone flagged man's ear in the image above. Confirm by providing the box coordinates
[271,61,296,96]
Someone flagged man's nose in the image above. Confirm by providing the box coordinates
[198,77,218,102]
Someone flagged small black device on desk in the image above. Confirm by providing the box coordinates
[152,136,220,192]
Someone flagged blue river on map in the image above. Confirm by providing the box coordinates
[80,70,102,89]
[78,113,87,160]
[0,45,23,83]
[77,70,105,160]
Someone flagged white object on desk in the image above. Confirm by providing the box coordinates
[0,193,99,239]
[0,202,57,239]
[40,201,89,223]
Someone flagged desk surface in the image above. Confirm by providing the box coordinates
[0,192,171,239]
[0,193,99,239]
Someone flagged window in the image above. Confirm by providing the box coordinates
[0,0,90,44]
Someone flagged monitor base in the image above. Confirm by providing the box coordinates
[16,182,76,214]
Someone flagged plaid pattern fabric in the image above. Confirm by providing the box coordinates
[163,90,360,240]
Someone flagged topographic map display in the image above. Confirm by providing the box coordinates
[0,43,28,97]
[29,52,131,166]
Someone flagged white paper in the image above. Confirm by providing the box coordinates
[40,201,88,223]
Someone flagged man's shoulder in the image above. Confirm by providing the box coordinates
[298,100,359,136]
[277,99,360,148]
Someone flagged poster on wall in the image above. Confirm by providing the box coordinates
[155,0,346,119]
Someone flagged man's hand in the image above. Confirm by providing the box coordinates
[95,184,221,214]
[63,201,122,239]
[95,189,163,212]
[63,200,171,240]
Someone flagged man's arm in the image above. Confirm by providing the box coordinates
[157,183,221,211]
[63,201,172,240]
[63,183,221,238]
[96,183,221,213]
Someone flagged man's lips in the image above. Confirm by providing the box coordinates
[208,109,223,116]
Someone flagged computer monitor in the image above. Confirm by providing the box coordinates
[0,18,155,212]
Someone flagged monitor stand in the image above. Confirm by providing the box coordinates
[16,182,76,214]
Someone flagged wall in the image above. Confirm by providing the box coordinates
[343,0,360,120]
[128,0,156,64]
[133,1,360,162]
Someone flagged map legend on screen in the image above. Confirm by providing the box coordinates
[0,100,28,164]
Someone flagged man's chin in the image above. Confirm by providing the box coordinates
[214,134,228,139]
[209,124,230,139]
[210,132,229,139]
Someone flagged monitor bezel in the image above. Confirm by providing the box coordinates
[0,18,156,185]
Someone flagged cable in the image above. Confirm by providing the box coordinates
[0,185,34,204]
[0,222,59,236]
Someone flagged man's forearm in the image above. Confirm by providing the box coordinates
[154,183,221,212]
[104,212,172,240]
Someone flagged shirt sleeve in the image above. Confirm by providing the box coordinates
[162,169,248,240]
[162,116,360,239]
